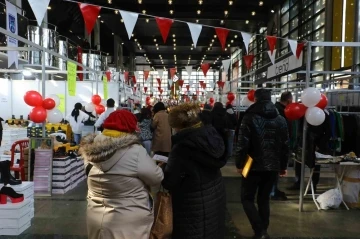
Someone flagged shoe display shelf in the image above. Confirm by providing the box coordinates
[0,182,34,236]
[0,128,28,156]
[33,149,53,196]
[52,156,85,194]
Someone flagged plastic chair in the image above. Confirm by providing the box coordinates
[10,139,29,181]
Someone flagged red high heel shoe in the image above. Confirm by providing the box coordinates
[0,186,24,204]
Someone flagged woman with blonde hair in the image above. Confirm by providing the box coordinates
[80,110,163,239]
[163,103,227,239]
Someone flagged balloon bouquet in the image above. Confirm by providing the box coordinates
[24,91,63,123]
[84,95,106,115]
[284,87,328,126]
[240,89,255,107]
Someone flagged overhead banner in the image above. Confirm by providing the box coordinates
[267,52,303,79]
[103,75,108,99]
[67,61,77,96]
[6,1,18,69]
[185,66,192,77]
[187,23,202,48]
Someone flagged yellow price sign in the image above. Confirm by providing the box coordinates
[57,94,65,113]
[103,75,108,100]
[67,61,77,96]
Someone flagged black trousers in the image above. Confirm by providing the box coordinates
[241,171,277,235]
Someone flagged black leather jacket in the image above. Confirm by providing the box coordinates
[235,100,290,171]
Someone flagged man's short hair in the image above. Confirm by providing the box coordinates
[280,92,293,102]
[254,89,271,101]
[107,98,115,107]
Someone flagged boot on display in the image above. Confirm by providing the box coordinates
[0,160,22,185]
[0,186,24,204]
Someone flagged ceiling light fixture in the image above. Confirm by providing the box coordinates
[101,20,104,23]
[138,0,142,3]
[170,10,174,14]
[220,20,224,24]
[197,10,201,15]
[132,34,134,37]
[214,35,217,38]
[174,43,176,46]
[142,10,146,14]
[156,44,158,46]
[107,0,112,3]
[146,18,149,23]
[98,15,101,18]
[191,47,193,50]
[173,39,176,42]
[173,34,176,37]
[47,6,51,10]
[234,35,238,38]
[168,0,172,4]
[196,19,199,23]
[227,44,230,47]
[225,48,228,51]
[112,33,114,35]
[157,47,159,50]
[121,19,124,22]
[199,0,203,4]
[154,39,157,42]
[229,1,233,5]
[246,20,249,24]
[271,9,275,13]
[251,11,256,16]
[114,10,118,14]
[224,10,228,15]
[259,1,263,6]
[231,40,234,43]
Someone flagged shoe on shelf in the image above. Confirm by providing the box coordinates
[287,183,300,191]
[0,160,22,185]
[0,186,24,204]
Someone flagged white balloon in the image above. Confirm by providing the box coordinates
[301,87,321,107]
[48,94,60,107]
[305,107,325,126]
[101,99,107,106]
[47,109,63,123]
[85,103,95,112]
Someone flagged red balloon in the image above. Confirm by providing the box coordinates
[91,95,102,105]
[247,90,255,102]
[95,105,105,114]
[315,94,328,109]
[146,96,151,101]
[42,98,56,110]
[226,101,232,106]
[29,106,47,123]
[209,97,215,104]
[24,91,43,107]
[285,103,307,121]
[227,92,235,102]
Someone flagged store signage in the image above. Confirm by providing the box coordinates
[125,86,133,94]
[266,52,303,79]
[6,1,18,68]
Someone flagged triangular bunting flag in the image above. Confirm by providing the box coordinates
[185,66,193,77]
[144,70,150,81]
[132,75,137,84]
[243,55,255,70]
[170,68,177,79]
[187,23,202,48]
[215,28,230,50]
[222,59,231,73]
[124,71,129,84]
[209,82,214,89]
[186,85,190,91]
[144,87,148,93]
[266,36,277,55]
[134,71,139,82]
[241,32,252,54]
[105,71,111,81]
[169,79,173,87]
[201,63,210,77]
[120,10,139,40]
[288,39,298,58]
[221,72,227,82]
[178,80,184,88]
[27,0,50,26]
[267,49,277,65]
[189,80,194,85]
[157,78,161,87]
[78,3,101,35]
[224,82,230,92]
[296,42,305,59]
[155,17,174,43]
[133,87,137,93]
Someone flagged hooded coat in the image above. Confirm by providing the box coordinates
[162,125,227,239]
[80,134,164,239]
[236,100,290,171]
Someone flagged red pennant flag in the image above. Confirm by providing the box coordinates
[296,42,305,59]
[78,3,101,35]
[124,71,129,83]
[215,28,230,50]
[144,87,148,93]
[150,93,153,97]
[77,46,83,81]
[186,85,190,91]
[199,80,204,86]
[170,68,177,79]
[243,55,255,70]
[132,75,137,84]
[144,70,150,81]
[217,81,225,89]
[202,92,204,95]
[105,71,111,81]
[155,17,174,43]
[158,87,161,91]
[157,78,161,87]
[178,79,184,88]
[133,87,137,93]
[160,89,164,95]
[201,64,210,77]
[266,36,277,55]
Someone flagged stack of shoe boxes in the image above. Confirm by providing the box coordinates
[33,149,52,194]
[52,157,85,194]
[0,182,34,235]
[0,128,28,156]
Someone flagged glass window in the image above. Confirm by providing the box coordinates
[282,12,290,25]
[315,0,326,13]
[302,4,313,20]
[290,18,298,30]
[282,23,289,36]
[313,60,324,71]
[313,46,324,60]
[313,28,325,41]
[290,2,299,18]
[281,0,290,14]
[313,12,325,30]
[290,29,299,39]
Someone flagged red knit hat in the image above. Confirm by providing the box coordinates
[103,110,138,133]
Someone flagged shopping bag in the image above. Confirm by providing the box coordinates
[150,191,173,239]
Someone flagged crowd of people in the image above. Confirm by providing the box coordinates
[66,89,292,239]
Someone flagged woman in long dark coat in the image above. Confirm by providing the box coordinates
[162,103,227,239]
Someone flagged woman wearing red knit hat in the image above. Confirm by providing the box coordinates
[80,110,164,239]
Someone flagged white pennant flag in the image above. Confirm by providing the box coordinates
[120,10,139,40]
[288,39,298,57]
[158,69,164,77]
[185,66,193,77]
[222,59,231,74]
[27,0,50,26]
[222,72,227,82]
[209,82,214,89]
[169,79,173,87]
[187,23,202,48]
[119,73,124,82]
[134,71,139,82]
[6,1,18,69]
[267,49,277,65]
[241,32,252,54]
[225,82,230,92]
[189,80,194,85]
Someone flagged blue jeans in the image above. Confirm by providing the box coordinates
[74,134,82,145]
[271,176,279,196]
[227,129,235,158]
[142,140,152,155]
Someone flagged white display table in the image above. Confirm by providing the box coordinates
[0,182,34,236]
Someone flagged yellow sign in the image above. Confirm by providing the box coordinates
[57,94,65,113]
[67,61,77,96]
[103,75,108,100]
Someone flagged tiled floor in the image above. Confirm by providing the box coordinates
[1,164,360,239]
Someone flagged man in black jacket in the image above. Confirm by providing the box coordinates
[236,89,289,239]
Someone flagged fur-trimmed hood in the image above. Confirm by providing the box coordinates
[80,133,141,171]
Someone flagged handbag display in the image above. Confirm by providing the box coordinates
[150,191,173,239]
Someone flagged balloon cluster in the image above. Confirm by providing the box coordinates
[226,92,235,106]
[241,89,255,107]
[285,87,328,126]
[24,91,63,123]
[86,95,105,115]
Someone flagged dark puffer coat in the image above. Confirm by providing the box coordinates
[162,125,227,239]
[235,100,289,171]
